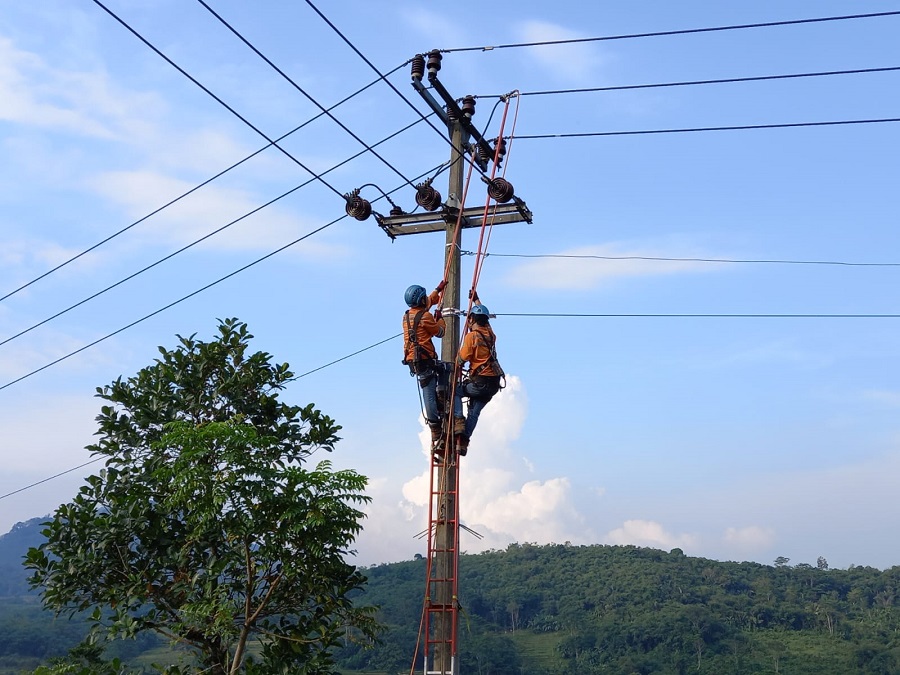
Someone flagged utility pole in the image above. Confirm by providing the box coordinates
[366,50,532,675]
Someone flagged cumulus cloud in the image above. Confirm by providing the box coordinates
[504,243,720,290]
[351,376,595,564]
[605,519,698,551]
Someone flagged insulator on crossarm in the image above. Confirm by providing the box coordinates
[415,180,443,211]
[493,136,507,165]
[461,95,476,119]
[390,205,405,217]
[426,50,442,76]
[478,143,491,166]
[487,177,515,204]
[446,104,458,122]
[411,54,425,81]
[344,190,372,221]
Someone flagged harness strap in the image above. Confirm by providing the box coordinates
[471,328,504,378]
[404,308,435,366]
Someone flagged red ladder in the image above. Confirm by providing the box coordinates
[422,451,461,675]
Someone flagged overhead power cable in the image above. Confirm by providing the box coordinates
[514,117,900,140]
[0,115,431,349]
[485,65,900,99]
[196,0,414,188]
[92,0,344,199]
[467,251,900,267]
[0,459,104,501]
[0,163,444,393]
[441,11,900,53]
[302,0,502,189]
[497,313,900,318]
[0,66,405,306]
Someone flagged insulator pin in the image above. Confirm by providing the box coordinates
[411,54,425,80]
[426,50,442,75]
[461,95,476,118]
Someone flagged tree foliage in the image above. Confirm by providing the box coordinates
[24,319,379,674]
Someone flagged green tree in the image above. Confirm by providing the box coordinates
[25,319,379,674]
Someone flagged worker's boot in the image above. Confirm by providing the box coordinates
[453,416,466,436]
[429,423,444,456]
[456,434,469,457]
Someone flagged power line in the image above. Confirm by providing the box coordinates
[514,117,900,139]
[495,65,900,98]
[0,459,104,501]
[302,0,503,190]
[0,66,405,306]
[0,115,430,349]
[196,0,415,189]
[468,251,900,267]
[442,11,900,53]
[497,313,900,318]
[92,0,344,199]
[0,163,443,393]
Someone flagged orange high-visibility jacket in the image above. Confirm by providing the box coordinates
[457,322,501,376]
[403,289,445,363]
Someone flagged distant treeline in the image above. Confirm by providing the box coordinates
[3,518,900,674]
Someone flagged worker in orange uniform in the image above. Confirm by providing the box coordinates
[403,280,448,448]
[452,290,505,455]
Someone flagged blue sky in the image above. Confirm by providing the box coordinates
[2,0,900,571]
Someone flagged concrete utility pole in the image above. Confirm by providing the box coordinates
[372,50,532,675]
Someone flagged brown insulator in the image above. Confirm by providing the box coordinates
[415,182,443,211]
[494,136,507,162]
[446,104,458,122]
[345,193,372,221]
[390,205,405,217]
[426,50,442,74]
[461,95,476,118]
[487,178,514,204]
[411,54,425,80]
[478,143,491,166]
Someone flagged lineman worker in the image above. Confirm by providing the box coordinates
[402,280,448,448]
[452,291,504,455]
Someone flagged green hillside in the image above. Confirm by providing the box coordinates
[3,519,900,674]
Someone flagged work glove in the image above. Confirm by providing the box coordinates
[468,288,479,303]
[436,280,447,292]
[433,309,443,321]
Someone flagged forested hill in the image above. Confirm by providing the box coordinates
[0,518,46,597]
[335,543,900,675]
[3,520,900,674]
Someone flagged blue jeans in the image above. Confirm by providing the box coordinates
[419,362,451,425]
[453,379,497,438]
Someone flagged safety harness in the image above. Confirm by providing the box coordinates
[403,308,437,374]
[469,327,504,378]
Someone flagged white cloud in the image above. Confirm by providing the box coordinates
[0,36,163,139]
[723,525,776,554]
[605,519,698,551]
[513,21,609,83]
[505,243,719,290]
[351,375,595,563]
[85,169,351,256]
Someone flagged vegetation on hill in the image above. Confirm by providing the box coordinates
[334,543,900,674]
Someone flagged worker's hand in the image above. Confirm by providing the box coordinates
[433,309,443,321]
[468,288,479,302]
[436,280,447,292]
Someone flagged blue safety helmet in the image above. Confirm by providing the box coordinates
[470,303,490,316]
[404,284,427,307]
